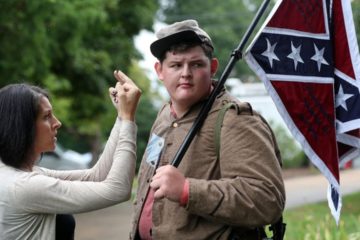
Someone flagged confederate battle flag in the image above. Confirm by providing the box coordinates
[245,0,360,223]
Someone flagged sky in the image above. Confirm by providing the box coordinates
[134,23,167,79]
[134,21,169,97]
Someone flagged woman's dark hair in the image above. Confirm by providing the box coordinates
[0,83,49,169]
[158,42,214,63]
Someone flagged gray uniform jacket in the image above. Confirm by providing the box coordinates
[130,87,285,240]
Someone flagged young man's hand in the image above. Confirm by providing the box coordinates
[150,165,186,203]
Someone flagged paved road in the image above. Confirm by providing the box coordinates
[74,168,360,240]
[74,201,133,240]
[285,168,360,209]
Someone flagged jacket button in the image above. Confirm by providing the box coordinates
[172,122,178,128]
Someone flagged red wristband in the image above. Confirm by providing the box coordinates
[179,179,189,206]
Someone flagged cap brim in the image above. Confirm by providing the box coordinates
[150,30,203,59]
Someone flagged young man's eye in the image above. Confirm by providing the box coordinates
[192,62,205,68]
[170,63,181,68]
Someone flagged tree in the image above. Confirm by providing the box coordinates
[353,1,360,43]
[124,61,159,171]
[0,0,159,165]
[271,122,308,169]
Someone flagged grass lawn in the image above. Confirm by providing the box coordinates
[282,191,360,240]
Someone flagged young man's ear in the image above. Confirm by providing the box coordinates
[210,58,219,77]
[154,62,163,82]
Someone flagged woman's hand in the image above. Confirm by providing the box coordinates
[109,70,142,121]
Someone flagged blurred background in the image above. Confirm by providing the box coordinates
[1,0,359,171]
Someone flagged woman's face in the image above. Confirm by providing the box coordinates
[33,96,61,155]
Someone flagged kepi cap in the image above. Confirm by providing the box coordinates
[150,19,214,59]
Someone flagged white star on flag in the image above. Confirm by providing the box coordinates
[261,38,280,68]
[336,84,353,111]
[311,43,329,71]
[287,41,304,70]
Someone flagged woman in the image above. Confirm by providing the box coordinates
[0,70,141,240]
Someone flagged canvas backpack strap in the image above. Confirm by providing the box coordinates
[214,101,240,160]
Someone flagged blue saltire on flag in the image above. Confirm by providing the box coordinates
[245,0,360,224]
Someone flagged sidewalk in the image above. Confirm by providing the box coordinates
[74,168,360,239]
[285,168,360,209]
[74,201,133,240]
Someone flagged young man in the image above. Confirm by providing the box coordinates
[130,19,285,240]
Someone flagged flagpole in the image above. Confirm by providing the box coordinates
[171,0,271,167]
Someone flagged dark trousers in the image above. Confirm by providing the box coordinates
[55,214,76,240]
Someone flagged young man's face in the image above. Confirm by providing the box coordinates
[155,46,218,114]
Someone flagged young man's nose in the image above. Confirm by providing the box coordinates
[181,64,192,78]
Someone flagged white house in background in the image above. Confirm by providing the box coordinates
[225,78,289,133]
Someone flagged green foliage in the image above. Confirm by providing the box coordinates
[135,96,158,171]
[128,62,159,171]
[270,122,308,168]
[0,0,159,161]
[283,191,360,240]
[353,1,360,43]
